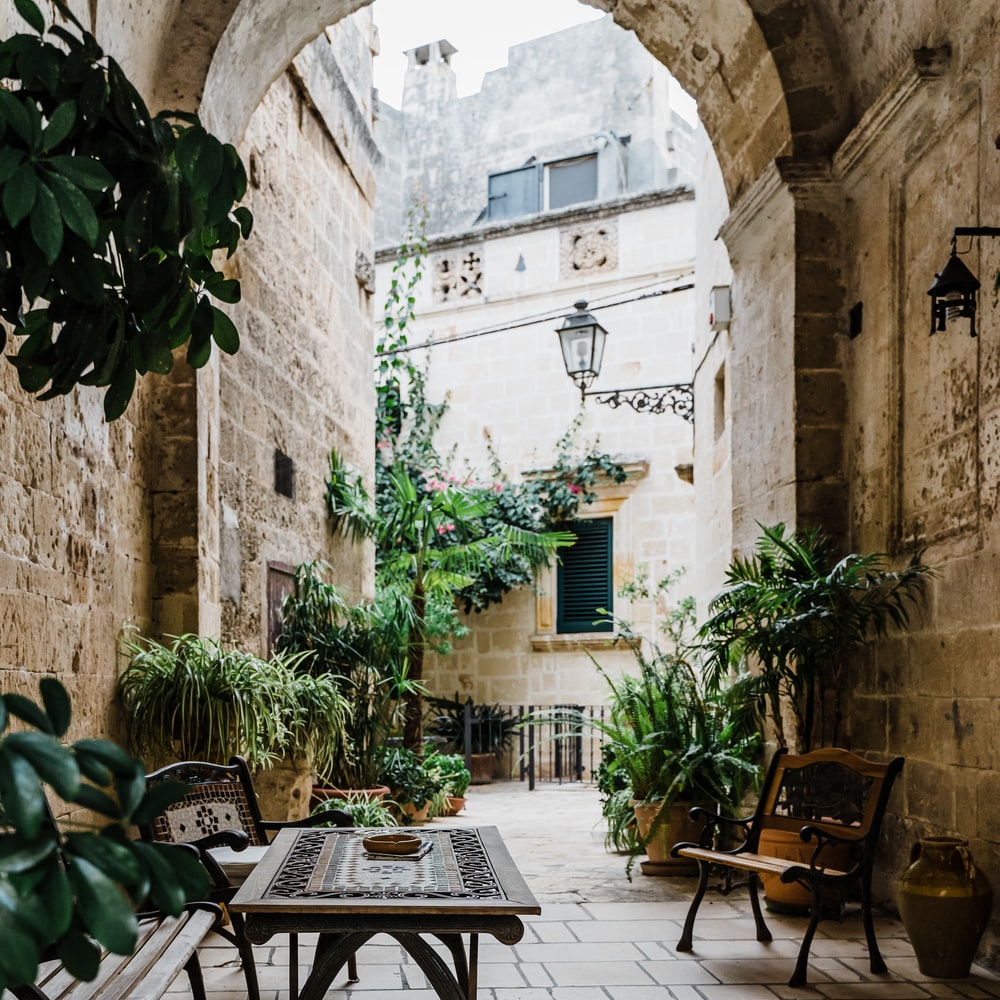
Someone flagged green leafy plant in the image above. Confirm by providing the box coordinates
[310,792,397,829]
[0,0,252,418]
[0,678,209,992]
[276,561,424,788]
[376,745,439,813]
[422,751,471,798]
[117,633,349,778]
[698,523,936,751]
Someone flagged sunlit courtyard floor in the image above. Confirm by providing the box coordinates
[171,780,1000,999]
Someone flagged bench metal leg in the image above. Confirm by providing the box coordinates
[184,952,208,1000]
[748,873,772,943]
[788,882,823,988]
[676,861,710,951]
[861,868,887,975]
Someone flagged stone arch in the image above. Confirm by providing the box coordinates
[140,0,845,205]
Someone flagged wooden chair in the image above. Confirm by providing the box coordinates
[670,747,904,987]
[141,755,356,999]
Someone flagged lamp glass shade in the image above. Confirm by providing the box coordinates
[557,302,608,389]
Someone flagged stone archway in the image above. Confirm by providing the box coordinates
[134,0,852,622]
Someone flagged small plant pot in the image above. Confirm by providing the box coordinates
[446,796,467,816]
[469,754,494,785]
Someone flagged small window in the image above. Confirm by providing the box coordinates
[557,518,613,633]
[547,155,598,211]
[487,165,540,221]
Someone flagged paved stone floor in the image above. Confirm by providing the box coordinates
[172,781,1000,1000]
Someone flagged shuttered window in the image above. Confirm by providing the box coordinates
[557,517,613,633]
[547,154,598,211]
[487,165,541,220]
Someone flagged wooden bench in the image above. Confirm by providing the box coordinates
[12,902,223,1000]
[670,747,904,987]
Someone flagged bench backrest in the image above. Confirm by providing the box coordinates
[142,756,270,847]
[751,747,904,846]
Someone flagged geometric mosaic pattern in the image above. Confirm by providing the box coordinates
[151,777,266,846]
[266,828,505,901]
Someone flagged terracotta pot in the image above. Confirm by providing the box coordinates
[631,799,700,876]
[469,753,494,785]
[401,802,430,824]
[309,785,391,810]
[446,796,466,816]
[898,836,992,978]
[757,827,852,913]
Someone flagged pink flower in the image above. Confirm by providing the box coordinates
[436,523,456,535]
[567,483,582,495]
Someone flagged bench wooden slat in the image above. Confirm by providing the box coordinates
[23,907,219,1000]
[676,846,849,879]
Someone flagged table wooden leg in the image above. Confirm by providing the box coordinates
[468,933,479,1000]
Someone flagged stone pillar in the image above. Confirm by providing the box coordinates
[719,158,847,550]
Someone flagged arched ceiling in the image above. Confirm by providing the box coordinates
[138,0,849,205]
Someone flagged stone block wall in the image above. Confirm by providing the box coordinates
[220,20,378,654]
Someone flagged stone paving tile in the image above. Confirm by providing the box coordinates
[568,918,681,942]
[545,960,657,987]
[514,942,647,964]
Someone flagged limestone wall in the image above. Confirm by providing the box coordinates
[220,20,379,653]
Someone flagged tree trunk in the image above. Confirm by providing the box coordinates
[403,582,425,751]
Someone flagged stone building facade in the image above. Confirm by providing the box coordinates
[373,17,699,707]
[1,0,1000,967]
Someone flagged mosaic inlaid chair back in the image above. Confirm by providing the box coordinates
[145,758,269,847]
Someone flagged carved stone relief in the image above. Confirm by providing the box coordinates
[560,221,618,277]
[432,248,484,302]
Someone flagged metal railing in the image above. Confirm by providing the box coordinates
[463,703,608,789]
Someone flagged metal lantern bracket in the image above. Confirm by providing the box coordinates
[585,384,694,422]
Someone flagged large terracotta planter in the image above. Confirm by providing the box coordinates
[631,799,700,876]
[757,827,854,913]
[898,836,993,978]
[252,757,313,822]
[309,785,391,810]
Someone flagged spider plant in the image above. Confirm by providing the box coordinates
[117,634,349,774]
[698,523,935,751]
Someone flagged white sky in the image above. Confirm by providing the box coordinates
[371,0,606,106]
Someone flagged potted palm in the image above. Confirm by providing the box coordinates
[698,523,935,754]
[276,561,422,800]
[117,633,350,820]
[697,523,935,907]
[586,619,759,878]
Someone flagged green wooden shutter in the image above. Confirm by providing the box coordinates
[557,518,613,633]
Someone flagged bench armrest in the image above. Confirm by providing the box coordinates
[778,824,865,883]
[670,808,751,857]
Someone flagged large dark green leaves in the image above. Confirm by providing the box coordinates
[0,5,252,419]
[0,681,214,993]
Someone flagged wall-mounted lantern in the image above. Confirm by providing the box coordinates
[929,227,1000,338]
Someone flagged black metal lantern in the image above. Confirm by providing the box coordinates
[557,300,607,396]
[928,251,980,337]
[928,227,1000,338]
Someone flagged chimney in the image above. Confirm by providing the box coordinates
[401,39,458,113]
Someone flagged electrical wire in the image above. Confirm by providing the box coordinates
[373,273,695,358]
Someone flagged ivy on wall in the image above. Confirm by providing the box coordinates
[0,0,252,419]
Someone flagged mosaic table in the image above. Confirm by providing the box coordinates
[229,826,540,1000]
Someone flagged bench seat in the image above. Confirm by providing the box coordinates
[14,903,221,1000]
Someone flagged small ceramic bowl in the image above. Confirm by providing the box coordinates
[362,832,422,855]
